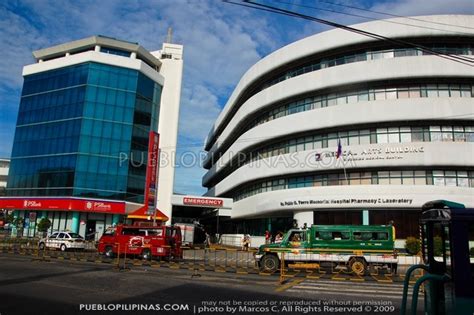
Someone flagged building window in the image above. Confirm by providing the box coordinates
[239,82,474,149]
[231,169,474,201]
[100,47,131,57]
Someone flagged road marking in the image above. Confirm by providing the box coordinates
[276,278,305,292]
[372,275,393,283]
[292,284,405,295]
[331,274,347,281]
[287,288,406,299]
[284,279,422,300]
[299,279,405,290]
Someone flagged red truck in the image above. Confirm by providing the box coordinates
[97,223,182,260]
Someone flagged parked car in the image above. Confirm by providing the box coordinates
[38,231,86,251]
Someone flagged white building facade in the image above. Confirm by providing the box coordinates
[203,15,474,238]
[152,43,184,221]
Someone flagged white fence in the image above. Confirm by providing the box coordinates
[219,234,265,248]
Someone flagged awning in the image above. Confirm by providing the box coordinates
[127,206,169,222]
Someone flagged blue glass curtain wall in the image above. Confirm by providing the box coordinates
[7,62,162,203]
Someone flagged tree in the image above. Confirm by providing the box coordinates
[37,218,52,237]
[12,217,24,238]
[13,217,24,229]
[405,236,421,255]
[6,212,14,224]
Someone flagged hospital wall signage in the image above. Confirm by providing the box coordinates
[183,197,224,207]
[315,145,424,162]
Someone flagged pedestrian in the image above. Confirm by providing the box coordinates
[388,220,396,240]
[204,231,211,250]
[242,234,250,251]
[275,232,283,243]
[265,230,271,244]
[292,219,298,229]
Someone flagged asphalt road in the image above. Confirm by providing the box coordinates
[0,254,419,315]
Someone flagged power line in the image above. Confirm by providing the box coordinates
[223,0,474,67]
[274,0,474,36]
[315,0,474,31]
[244,0,474,65]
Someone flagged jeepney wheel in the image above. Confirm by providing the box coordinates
[261,254,279,273]
[350,258,367,276]
[104,246,114,258]
[38,242,45,250]
[142,249,152,261]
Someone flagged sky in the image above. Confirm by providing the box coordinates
[0,0,473,195]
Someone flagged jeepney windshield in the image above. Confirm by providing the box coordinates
[147,229,163,237]
[286,230,306,242]
[103,228,116,236]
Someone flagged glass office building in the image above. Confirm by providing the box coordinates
[0,35,185,239]
[8,62,161,203]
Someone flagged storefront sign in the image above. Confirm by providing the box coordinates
[0,198,126,214]
[23,200,42,208]
[144,131,160,215]
[183,197,224,207]
[85,201,113,212]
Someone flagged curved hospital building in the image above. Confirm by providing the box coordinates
[202,15,474,238]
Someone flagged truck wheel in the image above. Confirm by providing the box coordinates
[60,244,67,252]
[350,258,367,276]
[142,249,152,261]
[260,254,279,273]
[38,242,45,250]
[104,246,114,258]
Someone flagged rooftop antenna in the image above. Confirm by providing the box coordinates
[166,27,173,43]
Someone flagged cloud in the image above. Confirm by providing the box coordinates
[0,5,46,88]
[0,0,283,195]
[174,161,207,195]
[370,0,474,16]
[0,84,20,157]
[178,84,221,145]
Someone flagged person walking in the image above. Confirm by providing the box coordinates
[204,231,211,252]
[242,234,250,251]
[265,230,271,244]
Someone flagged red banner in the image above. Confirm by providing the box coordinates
[183,197,223,207]
[0,198,125,214]
[144,131,160,215]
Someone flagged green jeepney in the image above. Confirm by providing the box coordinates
[255,224,397,274]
